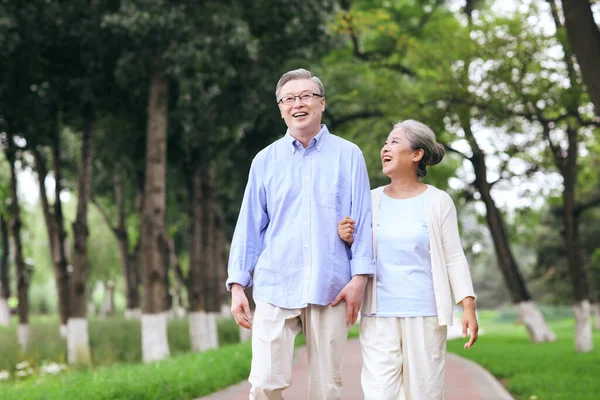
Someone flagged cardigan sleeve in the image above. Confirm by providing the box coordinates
[440,194,476,304]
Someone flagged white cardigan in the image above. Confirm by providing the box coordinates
[362,185,475,326]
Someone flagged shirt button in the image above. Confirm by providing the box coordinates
[304,245,308,249]
[304,176,309,180]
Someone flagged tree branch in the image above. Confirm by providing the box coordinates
[575,195,600,216]
[540,119,565,172]
[325,109,383,130]
[343,11,416,76]
[444,144,471,160]
[92,198,119,237]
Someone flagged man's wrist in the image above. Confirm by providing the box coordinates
[351,274,369,284]
[231,283,245,293]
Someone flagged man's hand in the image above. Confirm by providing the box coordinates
[337,216,355,245]
[331,275,368,326]
[230,284,253,329]
[461,296,478,349]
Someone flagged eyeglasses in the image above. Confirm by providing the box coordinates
[278,93,324,106]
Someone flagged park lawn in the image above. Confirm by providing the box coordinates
[4,312,599,400]
[0,341,253,400]
[0,315,241,374]
[0,317,359,400]
[447,317,600,400]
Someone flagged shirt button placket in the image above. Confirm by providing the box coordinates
[301,149,312,301]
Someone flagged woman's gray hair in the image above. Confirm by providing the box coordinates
[393,119,445,177]
[275,68,325,100]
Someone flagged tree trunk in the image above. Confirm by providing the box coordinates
[7,143,30,350]
[460,117,556,343]
[215,207,230,317]
[548,3,594,352]
[574,300,592,352]
[187,168,211,351]
[100,280,116,316]
[562,127,592,352]
[0,216,10,326]
[33,147,69,337]
[203,165,220,349]
[593,302,600,331]
[67,112,94,365]
[140,72,171,362]
[165,236,185,319]
[113,172,141,318]
[560,0,600,118]
[205,165,220,314]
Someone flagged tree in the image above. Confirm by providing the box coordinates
[458,1,598,351]
[0,206,10,327]
[327,0,556,342]
[4,134,31,350]
[559,0,600,118]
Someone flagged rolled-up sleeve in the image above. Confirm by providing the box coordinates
[348,148,374,276]
[226,157,269,291]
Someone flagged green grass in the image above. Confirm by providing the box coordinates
[0,342,253,400]
[0,316,360,400]
[0,315,240,374]
[447,313,600,400]
[3,312,598,399]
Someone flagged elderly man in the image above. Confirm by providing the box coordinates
[227,68,373,400]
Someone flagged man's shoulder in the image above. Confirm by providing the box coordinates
[327,133,363,154]
[252,137,286,163]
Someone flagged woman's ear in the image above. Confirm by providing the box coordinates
[413,148,425,163]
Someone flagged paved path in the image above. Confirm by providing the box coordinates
[198,339,514,400]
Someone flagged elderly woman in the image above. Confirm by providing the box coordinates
[338,120,479,400]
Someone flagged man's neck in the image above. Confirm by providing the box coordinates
[290,125,322,148]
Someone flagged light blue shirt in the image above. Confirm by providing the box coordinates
[375,190,437,317]
[227,125,374,309]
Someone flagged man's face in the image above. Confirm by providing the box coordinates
[277,79,325,136]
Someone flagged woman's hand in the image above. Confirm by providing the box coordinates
[338,216,356,245]
[461,296,479,349]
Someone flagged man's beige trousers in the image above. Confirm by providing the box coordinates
[249,299,348,400]
[360,316,447,400]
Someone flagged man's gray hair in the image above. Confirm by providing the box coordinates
[275,68,325,100]
[393,119,445,177]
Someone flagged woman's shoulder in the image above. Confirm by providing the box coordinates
[425,185,455,208]
[371,186,385,194]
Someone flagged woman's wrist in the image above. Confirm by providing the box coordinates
[461,296,476,312]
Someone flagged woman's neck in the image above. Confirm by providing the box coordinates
[385,176,427,199]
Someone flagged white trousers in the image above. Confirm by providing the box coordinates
[249,299,348,400]
[360,316,447,400]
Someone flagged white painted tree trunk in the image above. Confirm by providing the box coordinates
[239,326,252,343]
[515,301,557,343]
[573,300,593,352]
[67,318,92,365]
[60,324,67,339]
[17,323,29,351]
[220,303,231,319]
[189,311,219,352]
[124,308,141,319]
[208,312,219,349]
[0,298,10,326]
[142,312,171,362]
[593,303,600,331]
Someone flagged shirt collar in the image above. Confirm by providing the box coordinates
[284,124,331,154]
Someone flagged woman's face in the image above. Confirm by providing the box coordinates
[380,128,423,177]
